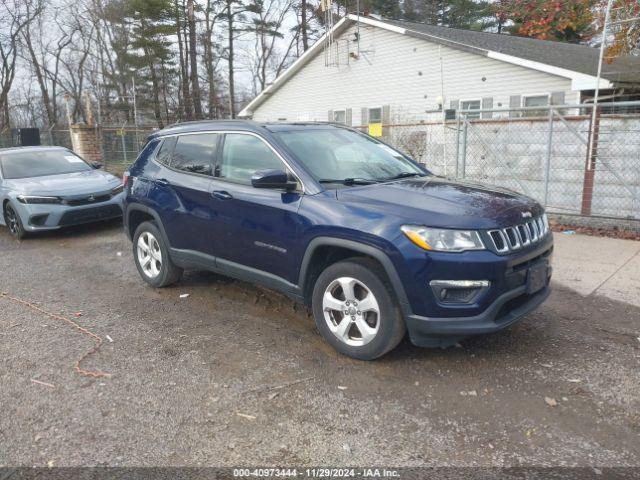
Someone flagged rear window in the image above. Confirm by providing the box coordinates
[0,150,92,179]
[170,133,219,175]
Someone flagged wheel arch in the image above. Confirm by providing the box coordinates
[298,237,410,313]
[125,204,169,246]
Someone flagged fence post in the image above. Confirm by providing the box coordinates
[121,130,128,164]
[460,115,468,178]
[543,108,555,207]
[454,113,461,177]
[581,106,601,216]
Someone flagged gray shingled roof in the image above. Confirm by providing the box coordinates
[381,17,640,85]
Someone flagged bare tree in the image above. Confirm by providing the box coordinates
[0,0,42,129]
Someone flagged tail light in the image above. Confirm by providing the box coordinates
[123,171,130,187]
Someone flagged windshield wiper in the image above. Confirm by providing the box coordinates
[318,178,379,186]
[382,172,425,181]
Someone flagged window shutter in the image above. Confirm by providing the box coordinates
[328,109,334,122]
[481,97,493,119]
[551,91,565,106]
[382,105,391,137]
[346,108,352,126]
[360,107,368,127]
[509,95,521,118]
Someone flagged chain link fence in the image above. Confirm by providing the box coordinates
[2,106,639,226]
[372,101,640,225]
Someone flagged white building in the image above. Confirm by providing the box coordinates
[239,14,640,125]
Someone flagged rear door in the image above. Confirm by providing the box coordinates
[208,132,304,283]
[152,132,223,255]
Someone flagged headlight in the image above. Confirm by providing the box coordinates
[111,184,124,195]
[401,225,485,252]
[16,195,62,205]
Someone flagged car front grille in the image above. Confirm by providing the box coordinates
[488,216,549,253]
[59,204,122,226]
[63,193,113,206]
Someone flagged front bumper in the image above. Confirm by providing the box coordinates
[14,194,124,231]
[406,283,550,347]
[396,233,553,347]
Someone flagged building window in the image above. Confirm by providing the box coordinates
[460,99,481,119]
[522,94,549,117]
[368,107,382,124]
[333,110,346,124]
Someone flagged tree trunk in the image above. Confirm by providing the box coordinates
[176,0,192,119]
[188,0,203,119]
[227,0,235,119]
[301,0,308,51]
[24,33,54,126]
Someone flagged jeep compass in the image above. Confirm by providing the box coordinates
[123,121,552,360]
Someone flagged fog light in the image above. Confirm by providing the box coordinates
[29,214,49,226]
[429,280,490,304]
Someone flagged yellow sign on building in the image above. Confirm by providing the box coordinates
[368,123,382,137]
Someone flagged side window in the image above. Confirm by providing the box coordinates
[156,137,176,166]
[219,134,285,185]
[368,107,382,124]
[171,133,219,175]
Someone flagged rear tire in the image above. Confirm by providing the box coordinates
[4,202,26,240]
[133,221,182,287]
[312,257,406,360]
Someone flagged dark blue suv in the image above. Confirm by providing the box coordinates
[123,121,552,360]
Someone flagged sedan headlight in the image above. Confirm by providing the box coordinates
[16,195,62,205]
[401,225,485,252]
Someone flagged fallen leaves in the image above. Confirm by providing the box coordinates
[545,396,558,407]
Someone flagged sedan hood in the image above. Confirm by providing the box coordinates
[336,176,543,229]
[5,170,121,196]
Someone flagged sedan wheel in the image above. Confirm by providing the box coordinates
[4,203,26,239]
[137,231,163,279]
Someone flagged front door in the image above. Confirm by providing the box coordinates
[210,132,304,284]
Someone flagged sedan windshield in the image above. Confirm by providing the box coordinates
[0,150,92,179]
[274,128,426,184]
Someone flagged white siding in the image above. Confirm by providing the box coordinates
[249,24,578,123]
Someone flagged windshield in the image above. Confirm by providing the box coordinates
[274,128,426,184]
[0,150,92,179]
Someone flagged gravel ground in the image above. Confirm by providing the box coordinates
[1,222,639,468]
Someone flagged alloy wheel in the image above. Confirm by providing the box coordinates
[5,206,20,236]
[322,276,380,347]
[137,231,163,279]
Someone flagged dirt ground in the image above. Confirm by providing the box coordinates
[1,221,639,468]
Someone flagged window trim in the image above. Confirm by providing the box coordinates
[459,98,482,118]
[521,93,551,108]
[153,130,305,193]
[367,106,383,124]
[332,109,347,124]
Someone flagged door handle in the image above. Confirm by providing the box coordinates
[155,178,170,187]
[211,190,233,200]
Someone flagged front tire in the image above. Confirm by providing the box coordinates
[312,257,406,360]
[133,221,183,287]
[4,202,26,240]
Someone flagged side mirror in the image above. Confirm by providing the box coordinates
[251,169,296,190]
[91,161,103,169]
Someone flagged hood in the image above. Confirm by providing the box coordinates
[336,176,543,229]
[5,169,122,196]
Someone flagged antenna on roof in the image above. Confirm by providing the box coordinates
[321,0,336,67]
